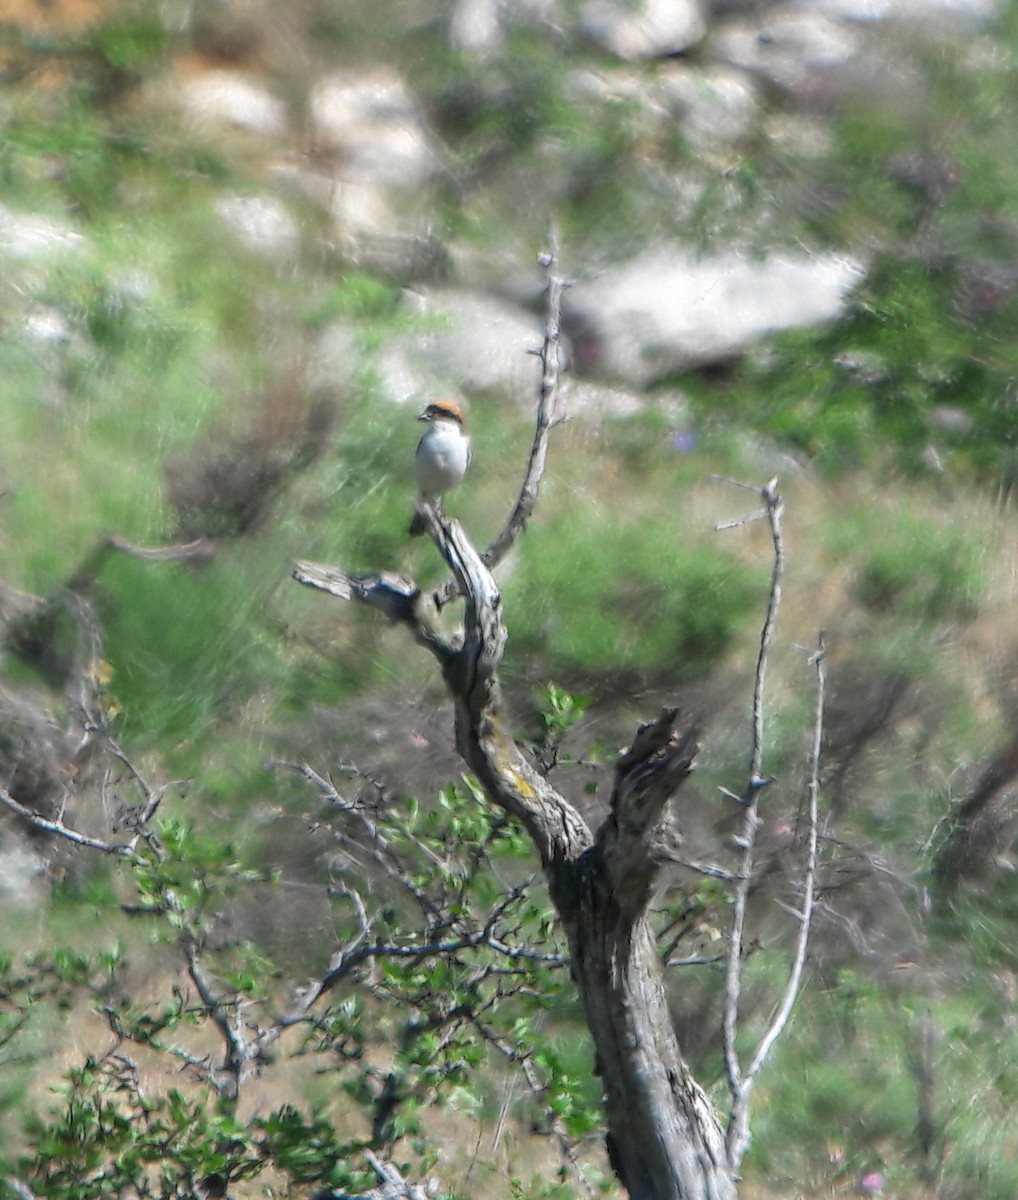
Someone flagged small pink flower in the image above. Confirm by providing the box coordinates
[858,1171,885,1196]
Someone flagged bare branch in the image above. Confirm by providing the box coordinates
[748,638,823,1076]
[596,709,700,913]
[181,937,252,1102]
[291,562,415,615]
[291,560,457,667]
[721,476,785,1109]
[434,234,569,609]
[666,954,727,967]
[673,858,739,882]
[0,787,139,859]
[255,920,541,1061]
[708,474,765,495]
[103,736,183,845]
[362,1151,430,1200]
[104,535,216,563]
[269,759,447,924]
[725,632,825,1170]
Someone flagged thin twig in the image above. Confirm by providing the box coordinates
[0,788,139,859]
[666,954,727,967]
[709,474,763,494]
[104,535,216,563]
[674,858,740,881]
[433,233,569,608]
[269,758,447,924]
[721,477,785,1108]
[725,632,825,1170]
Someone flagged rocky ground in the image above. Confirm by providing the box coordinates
[0,0,999,425]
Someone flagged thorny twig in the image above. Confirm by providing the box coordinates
[433,233,569,609]
[270,757,447,925]
[725,632,825,1170]
[715,480,826,1171]
[472,1015,598,1200]
[719,476,785,1108]
[0,787,140,859]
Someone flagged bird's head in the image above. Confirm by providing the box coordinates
[418,399,467,427]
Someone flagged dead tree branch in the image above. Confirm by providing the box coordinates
[434,232,569,609]
[294,249,738,1200]
[721,476,785,1118]
[931,727,1018,897]
[725,632,825,1171]
[0,787,139,859]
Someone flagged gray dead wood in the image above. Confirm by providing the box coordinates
[293,509,736,1200]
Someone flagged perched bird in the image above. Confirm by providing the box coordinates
[409,399,470,536]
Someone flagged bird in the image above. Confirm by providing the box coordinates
[408,399,471,536]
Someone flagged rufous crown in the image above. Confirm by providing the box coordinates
[419,399,467,426]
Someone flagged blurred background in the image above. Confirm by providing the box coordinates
[3,0,1018,1196]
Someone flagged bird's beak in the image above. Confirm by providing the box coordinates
[417,411,430,422]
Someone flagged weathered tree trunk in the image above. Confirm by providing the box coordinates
[447,515,735,1200]
[559,882,733,1199]
[291,233,740,1196]
[295,508,738,1200]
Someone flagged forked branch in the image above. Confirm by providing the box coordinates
[721,476,785,1104]
[294,243,738,1200]
[434,234,569,609]
[716,478,825,1172]
[725,632,825,1170]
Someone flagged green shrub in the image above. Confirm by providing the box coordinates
[506,511,761,681]
[841,513,983,622]
[744,973,916,1186]
[97,551,285,746]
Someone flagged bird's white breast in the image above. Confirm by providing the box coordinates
[414,420,470,497]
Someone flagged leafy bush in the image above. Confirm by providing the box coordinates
[0,772,584,1200]
[507,511,761,681]
[834,511,983,622]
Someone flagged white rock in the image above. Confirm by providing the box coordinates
[23,306,71,344]
[309,68,442,190]
[580,0,707,59]
[20,306,75,408]
[0,205,86,259]
[806,0,895,20]
[813,0,996,20]
[764,112,834,158]
[107,269,159,306]
[177,69,287,135]
[565,247,865,384]
[272,162,440,277]
[450,0,504,54]
[0,841,47,909]
[281,164,399,242]
[560,378,646,421]
[375,289,543,404]
[329,180,399,239]
[714,8,859,91]
[310,321,363,392]
[215,193,300,259]
[658,64,759,145]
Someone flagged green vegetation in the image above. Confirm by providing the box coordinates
[830,507,984,623]
[2,1,1018,1198]
[509,510,762,682]
[685,34,1018,486]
